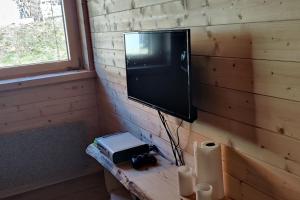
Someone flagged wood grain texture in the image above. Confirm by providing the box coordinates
[97,68,300,173]
[88,0,174,17]
[0,79,99,137]
[187,0,300,25]
[86,144,194,200]
[94,49,126,68]
[192,56,300,101]
[94,49,300,102]
[88,0,300,199]
[193,84,300,141]
[0,71,96,92]
[191,21,300,62]
[224,147,300,200]
[92,32,124,50]
[89,0,300,27]
[93,23,300,62]
[94,60,300,199]
[0,74,101,197]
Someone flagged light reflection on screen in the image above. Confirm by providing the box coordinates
[125,34,149,55]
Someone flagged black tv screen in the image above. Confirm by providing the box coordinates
[124,29,197,122]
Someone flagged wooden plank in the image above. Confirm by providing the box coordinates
[101,0,133,15]
[77,0,95,71]
[192,56,300,102]
[0,71,96,92]
[191,20,300,62]
[94,49,126,68]
[187,0,300,26]
[92,21,300,63]
[0,97,97,128]
[89,17,95,33]
[91,1,186,32]
[97,54,300,107]
[224,146,300,200]
[0,79,95,99]
[0,94,96,116]
[86,144,187,200]
[0,80,95,109]
[193,84,300,141]
[40,95,97,117]
[87,0,177,17]
[0,109,40,125]
[0,108,98,135]
[92,32,124,50]
[133,0,174,8]
[87,0,106,17]
[132,167,192,200]
[224,173,242,200]
[89,5,300,63]
[88,143,269,200]
[89,0,300,28]
[98,76,127,98]
[241,183,275,200]
[94,63,126,87]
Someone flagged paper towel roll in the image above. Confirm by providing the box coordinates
[194,141,224,200]
[195,183,213,200]
[178,166,194,196]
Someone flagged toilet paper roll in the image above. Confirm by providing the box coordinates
[194,141,224,200]
[178,166,194,196]
[195,183,213,200]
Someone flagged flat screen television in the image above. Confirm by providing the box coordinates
[124,29,197,122]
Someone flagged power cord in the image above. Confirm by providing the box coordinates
[157,110,185,166]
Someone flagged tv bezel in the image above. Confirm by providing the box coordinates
[123,29,197,123]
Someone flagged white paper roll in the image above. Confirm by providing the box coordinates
[194,141,224,200]
[195,183,213,200]
[178,166,194,196]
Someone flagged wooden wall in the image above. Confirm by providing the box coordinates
[0,77,100,197]
[0,78,99,136]
[88,0,300,199]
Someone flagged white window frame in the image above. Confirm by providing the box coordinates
[0,0,83,80]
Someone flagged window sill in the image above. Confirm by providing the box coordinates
[0,70,96,92]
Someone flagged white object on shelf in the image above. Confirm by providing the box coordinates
[194,141,224,200]
[195,183,213,200]
[178,165,194,196]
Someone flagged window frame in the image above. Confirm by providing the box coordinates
[0,0,83,80]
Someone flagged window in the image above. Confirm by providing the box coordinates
[0,0,82,80]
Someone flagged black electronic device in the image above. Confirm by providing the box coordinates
[124,29,197,122]
[131,153,157,169]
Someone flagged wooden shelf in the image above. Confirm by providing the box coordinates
[0,70,96,92]
[86,144,195,200]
